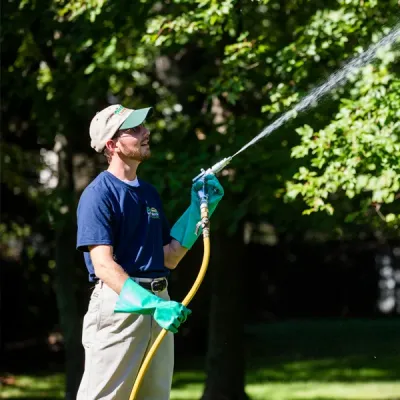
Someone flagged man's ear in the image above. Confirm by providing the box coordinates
[105,139,117,152]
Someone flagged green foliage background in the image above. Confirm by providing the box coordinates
[3,0,399,244]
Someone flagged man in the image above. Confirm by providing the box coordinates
[76,104,224,399]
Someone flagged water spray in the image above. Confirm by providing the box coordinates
[193,23,400,183]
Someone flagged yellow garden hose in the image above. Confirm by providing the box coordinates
[129,201,211,400]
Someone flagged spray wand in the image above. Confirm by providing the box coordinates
[192,156,233,183]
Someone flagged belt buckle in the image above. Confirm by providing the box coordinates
[151,278,166,293]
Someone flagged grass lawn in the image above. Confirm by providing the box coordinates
[2,318,400,399]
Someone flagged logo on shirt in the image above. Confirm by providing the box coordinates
[147,207,160,219]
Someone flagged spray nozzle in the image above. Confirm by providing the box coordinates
[192,157,232,183]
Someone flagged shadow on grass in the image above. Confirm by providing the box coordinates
[292,398,400,400]
[172,371,206,387]
[1,395,63,400]
[247,354,400,383]
[172,319,400,388]
[3,319,400,397]
[245,318,400,384]
[1,398,58,400]
[1,373,64,399]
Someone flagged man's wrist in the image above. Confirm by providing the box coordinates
[164,239,189,269]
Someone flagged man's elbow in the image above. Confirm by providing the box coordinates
[93,262,109,280]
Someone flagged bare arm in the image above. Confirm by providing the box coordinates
[89,245,129,294]
[163,239,189,270]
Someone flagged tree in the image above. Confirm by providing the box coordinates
[286,53,400,230]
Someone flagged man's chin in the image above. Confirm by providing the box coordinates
[141,150,151,161]
[134,151,151,162]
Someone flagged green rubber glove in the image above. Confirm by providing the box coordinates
[114,278,191,333]
[170,174,224,249]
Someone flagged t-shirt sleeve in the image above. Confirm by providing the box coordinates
[76,188,114,252]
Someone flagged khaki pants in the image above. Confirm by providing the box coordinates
[77,281,174,400]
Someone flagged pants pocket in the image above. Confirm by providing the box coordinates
[82,285,101,348]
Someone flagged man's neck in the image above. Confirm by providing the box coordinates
[107,158,140,181]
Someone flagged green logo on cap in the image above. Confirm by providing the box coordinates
[114,105,126,115]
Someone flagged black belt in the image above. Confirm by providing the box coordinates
[133,277,168,293]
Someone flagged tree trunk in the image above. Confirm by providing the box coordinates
[54,135,83,400]
[201,225,249,400]
[55,220,83,399]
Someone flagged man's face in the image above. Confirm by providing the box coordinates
[114,124,151,162]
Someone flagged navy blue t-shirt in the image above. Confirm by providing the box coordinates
[76,171,172,282]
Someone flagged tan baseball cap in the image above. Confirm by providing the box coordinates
[89,104,152,152]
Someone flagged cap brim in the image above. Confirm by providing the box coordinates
[119,107,152,129]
